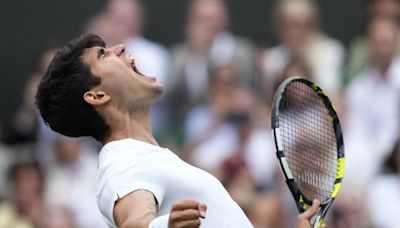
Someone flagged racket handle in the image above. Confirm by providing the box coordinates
[313,216,323,228]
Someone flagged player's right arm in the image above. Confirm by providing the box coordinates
[113,189,157,228]
[113,189,207,228]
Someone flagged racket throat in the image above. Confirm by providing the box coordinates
[286,179,309,213]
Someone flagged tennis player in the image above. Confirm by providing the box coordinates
[36,34,323,228]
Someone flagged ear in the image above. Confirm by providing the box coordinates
[83,90,111,106]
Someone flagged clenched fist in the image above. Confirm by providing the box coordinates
[168,199,207,228]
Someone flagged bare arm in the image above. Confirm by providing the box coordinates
[113,190,207,228]
[113,189,157,228]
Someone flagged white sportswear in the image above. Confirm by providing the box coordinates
[97,138,253,228]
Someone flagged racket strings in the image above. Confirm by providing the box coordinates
[279,81,337,202]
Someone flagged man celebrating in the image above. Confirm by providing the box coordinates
[36,34,322,227]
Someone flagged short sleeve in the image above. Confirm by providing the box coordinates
[97,160,166,227]
[112,162,166,206]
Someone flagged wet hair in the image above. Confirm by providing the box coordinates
[35,34,110,141]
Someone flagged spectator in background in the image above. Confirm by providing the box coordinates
[344,16,400,188]
[0,47,65,170]
[0,201,33,228]
[367,137,400,227]
[185,66,283,225]
[44,135,106,228]
[0,144,14,200]
[246,192,286,228]
[184,65,238,148]
[187,65,277,191]
[85,14,116,48]
[344,0,400,85]
[5,161,46,228]
[368,0,400,18]
[270,57,312,101]
[2,48,58,146]
[166,0,258,141]
[259,0,345,100]
[327,187,371,228]
[101,0,170,87]
[1,49,103,225]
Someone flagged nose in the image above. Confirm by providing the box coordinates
[106,44,125,56]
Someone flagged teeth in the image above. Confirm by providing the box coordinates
[128,55,135,68]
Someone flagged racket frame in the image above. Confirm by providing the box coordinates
[271,77,345,227]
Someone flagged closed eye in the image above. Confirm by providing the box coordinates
[97,48,105,59]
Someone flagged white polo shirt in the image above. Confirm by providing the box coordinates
[96,138,253,228]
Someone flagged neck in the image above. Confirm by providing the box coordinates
[101,108,157,146]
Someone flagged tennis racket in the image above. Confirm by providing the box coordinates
[271,77,344,227]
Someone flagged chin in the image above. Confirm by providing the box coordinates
[146,84,164,102]
[154,85,165,98]
[153,82,165,94]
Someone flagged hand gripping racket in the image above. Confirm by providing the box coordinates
[271,77,344,227]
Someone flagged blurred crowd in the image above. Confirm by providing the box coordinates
[1,0,400,227]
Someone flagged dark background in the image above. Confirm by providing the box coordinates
[0,0,364,123]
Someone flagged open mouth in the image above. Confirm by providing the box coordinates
[129,55,146,77]
[127,55,157,83]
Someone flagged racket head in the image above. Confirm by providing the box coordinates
[271,77,344,213]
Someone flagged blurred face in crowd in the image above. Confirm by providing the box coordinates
[367,17,398,72]
[278,0,316,53]
[81,43,164,114]
[210,64,237,94]
[369,0,400,19]
[229,87,255,140]
[10,164,43,213]
[281,59,310,80]
[104,0,143,45]
[85,14,116,47]
[209,65,238,117]
[187,0,228,51]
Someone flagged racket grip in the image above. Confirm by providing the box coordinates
[313,216,323,228]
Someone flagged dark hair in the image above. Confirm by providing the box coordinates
[36,34,110,141]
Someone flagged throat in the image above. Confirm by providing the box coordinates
[102,110,158,146]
